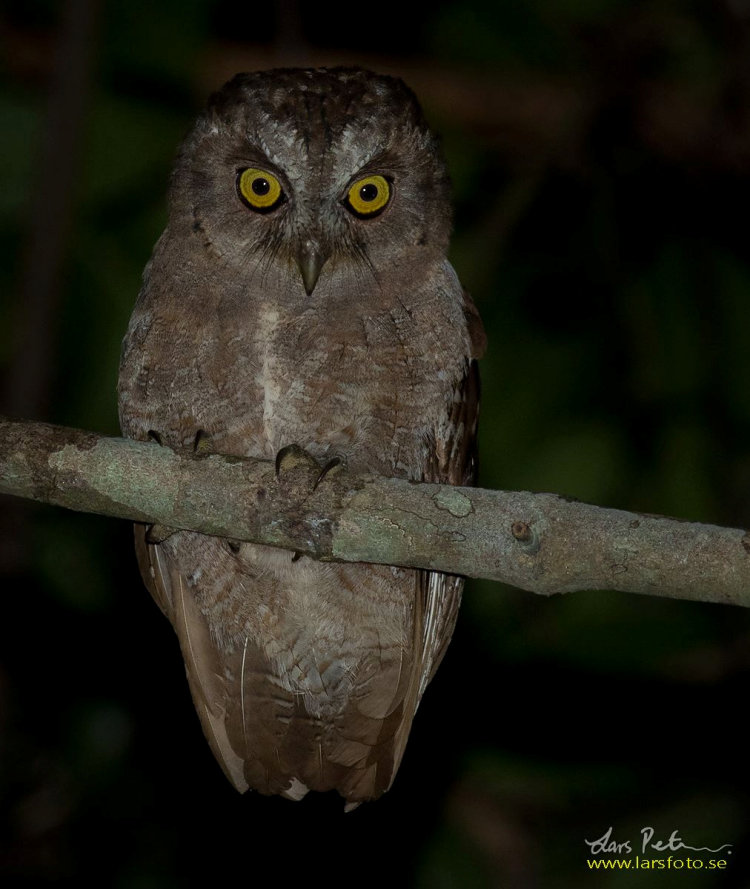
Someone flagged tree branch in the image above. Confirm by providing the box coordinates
[1,416,748,606]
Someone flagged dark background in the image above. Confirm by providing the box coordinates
[2,1,750,886]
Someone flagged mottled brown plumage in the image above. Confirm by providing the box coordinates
[118,67,485,807]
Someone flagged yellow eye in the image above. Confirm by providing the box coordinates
[237,168,283,212]
[345,175,391,217]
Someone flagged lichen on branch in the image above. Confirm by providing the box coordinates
[1,416,748,607]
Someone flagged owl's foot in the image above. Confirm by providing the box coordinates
[274,444,324,513]
[314,454,347,489]
[275,445,346,563]
[275,444,347,489]
[274,443,320,477]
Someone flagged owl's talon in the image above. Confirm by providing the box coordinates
[291,551,303,562]
[313,455,346,490]
[146,523,177,544]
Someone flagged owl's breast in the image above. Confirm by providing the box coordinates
[118,296,268,456]
[255,297,465,478]
[119,262,470,481]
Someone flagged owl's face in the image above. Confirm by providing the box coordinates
[169,68,452,302]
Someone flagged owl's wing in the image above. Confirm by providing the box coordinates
[135,527,249,792]
[387,290,486,788]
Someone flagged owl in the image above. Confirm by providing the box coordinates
[118,67,485,808]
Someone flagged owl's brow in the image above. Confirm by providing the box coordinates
[230,139,285,176]
[346,141,414,184]
[253,128,296,174]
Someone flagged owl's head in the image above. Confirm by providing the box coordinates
[169,68,452,301]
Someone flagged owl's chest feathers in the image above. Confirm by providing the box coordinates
[138,294,466,476]
[255,303,453,472]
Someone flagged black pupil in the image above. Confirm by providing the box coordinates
[359,183,379,202]
[252,177,271,196]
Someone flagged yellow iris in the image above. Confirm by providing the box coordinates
[237,168,283,211]
[346,175,390,217]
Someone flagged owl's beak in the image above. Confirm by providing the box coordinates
[297,240,326,295]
